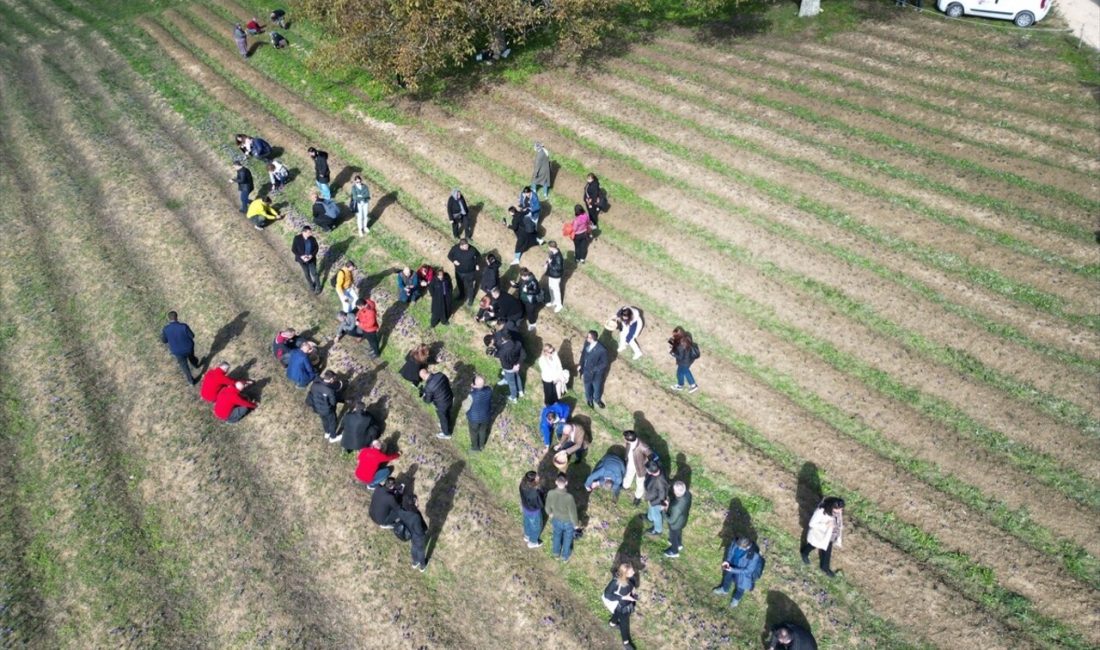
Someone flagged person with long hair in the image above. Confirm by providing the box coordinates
[801,496,845,578]
[583,172,602,229]
[400,344,431,385]
[602,562,638,649]
[570,204,592,264]
[519,471,544,549]
[538,344,567,405]
[668,326,700,392]
[616,306,644,360]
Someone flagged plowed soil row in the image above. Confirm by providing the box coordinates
[172,5,1099,641]
[155,7,1030,646]
[650,37,1098,227]
[40,29,611,649]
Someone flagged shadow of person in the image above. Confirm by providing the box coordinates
[204,311,250,370]
[380,430,402,456]
[672,452,692,489]
[796,462,822,542]
[379,299,409,351]
[244,377,271,401]
[369,191,399,228]
[452,361,476,408]
[720,497,758,553]
[549,161,561,188]
[632,411,670,472]
[566,454,593,526]
[347,360,387,403]
[330,165,361,196]
[425,460,465,562]
[598,328,619,367]
[763,591,812,645]
[366,395,390,437]
[321,237,355,279]
[467,201,483,239]
[393,462,419,509]
[615,515,645,573]
[362,267,401,295]
[247,41,264,57]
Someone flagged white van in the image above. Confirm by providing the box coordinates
[937,0,1053,26]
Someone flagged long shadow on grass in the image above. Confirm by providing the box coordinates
[720,498,759,551]
[368,190,399,229]
[425,460,465,562]
[796,462,821,546]
[204,310,249,370]
[762,590,813,647]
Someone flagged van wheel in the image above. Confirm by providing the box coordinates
[1014,10,1035,26]
[945,2,964,17]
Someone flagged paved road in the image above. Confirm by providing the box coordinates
[1057,0,1099,50]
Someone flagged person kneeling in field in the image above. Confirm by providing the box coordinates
[270,31,288,49]
[246,195,281,230]
[213,380,257,423]
[586,450,626,502]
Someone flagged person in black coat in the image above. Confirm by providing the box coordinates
[480,253,501,295]
[505,206,536,266]
[447,188,472,239]
[489,286,524,332]
[400,344,431,386]
[577,329,609,409]
[496,335,526,402]
[161,310,200,385]
[399,495,430,571]
[338,400,380,453]
[306,370,344,441]
[369,478,402,528]
[766,623,818,650]
[428,269,453,328]
[583,172,602,228]
[447,239,481,307]
[307,146,331,199]
[291,226,321,293]
[231,162,254,213]
[419,368,454,439]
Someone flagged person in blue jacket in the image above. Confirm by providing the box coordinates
[396,267,421,303]
[285,341,317,388]
[466,375,493,452]
[539,401,572,450]
[247,136,272,160]
[713,536,765,607]
[161,310,200,385]
[585,450,626,502]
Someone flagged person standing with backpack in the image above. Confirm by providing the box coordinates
[668,326,700,393]
[350,175,371,236]
[713,537,765,607]
[544,241,565,312]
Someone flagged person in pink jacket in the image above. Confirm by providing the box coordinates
[800,497,844,577]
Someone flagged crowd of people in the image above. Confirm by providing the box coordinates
[160,109,827,648]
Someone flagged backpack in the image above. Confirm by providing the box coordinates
[392,519,412,542]
[322,199,340,220]
[598,188,610,212]
[752,553,766,582]
[690,343,701,360]
[561,221,574,239]
[523,213,538,234]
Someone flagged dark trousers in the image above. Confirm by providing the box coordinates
[542,381,557,406]
[450,216,471,239]
[435,402,453,436]
[364,331,381,358]
[801,541,833,571]
[430,301,450,327]
[583,372,605,404]
[574,235,590,262]
[298,259,319,291]
[319,411,338,436]
[238,188,251,213]
[669,527,683,551]
[227,405,250,423]
[411,533,427,566]
[610,606,631,643]
[456,273,477,306]
[588,205,601,227]
[469,419,490,450]
[523,300,538,325]
[173,352,199,383]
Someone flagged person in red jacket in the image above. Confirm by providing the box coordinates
[355,439,400,490]
[213,380,257,423]
[354,295,381,359]
[199,361,234,402]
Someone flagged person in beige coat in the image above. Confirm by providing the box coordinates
[621,430,652,506]
[800,497,844,577]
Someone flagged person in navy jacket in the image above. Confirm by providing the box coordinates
[577,330,609,408]
[161,311,200,385]
[286,341,317,388]
[466,375,493,451]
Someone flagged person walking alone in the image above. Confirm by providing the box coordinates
[603,562,638,650]
[668,326,700,393]
[307,146,331,199]
[583,172,603,229]
[466,375,492,452]
[544,240,565,312]
[664,480,691,558]
[231,161,253,214]
[531,142,551,199]
[428,268,454,328]
[419,368,455,440]
[447,239,481,307]
[577,330,608,409]
[334,260,358,314]
[801,497,844,578]
[714,537,765,607]
[447,188,472,239]
[161,311,201,385]
[349,174,371,236]
[545,474,578,562]
[291,226,321,294]
[519,471,544,548]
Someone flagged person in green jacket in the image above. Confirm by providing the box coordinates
[545,474,578,562]
[664,481,691,558]
[350,174,371,236]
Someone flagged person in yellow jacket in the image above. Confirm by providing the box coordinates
[335,260,359,314]
[246,195,281,230]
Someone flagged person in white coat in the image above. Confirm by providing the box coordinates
[616,306,644,360]
[538,344,568,406]
[800,497,844,577]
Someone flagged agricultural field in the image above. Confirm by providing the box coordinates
[0,0,1096,648]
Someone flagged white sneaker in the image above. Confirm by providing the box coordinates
[670,384,683,391]
[527,541,543,549]
[436,432,452,439]
[527,323,536,331]
[327,434,343,444]
[633,353,643,360]
[553,305,563,313]
[518,391,524,398]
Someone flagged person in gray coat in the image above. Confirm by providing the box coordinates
[664,481,692,557]
[530,142,551,200]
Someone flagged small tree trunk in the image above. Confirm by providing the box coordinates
[799,0,822,17]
